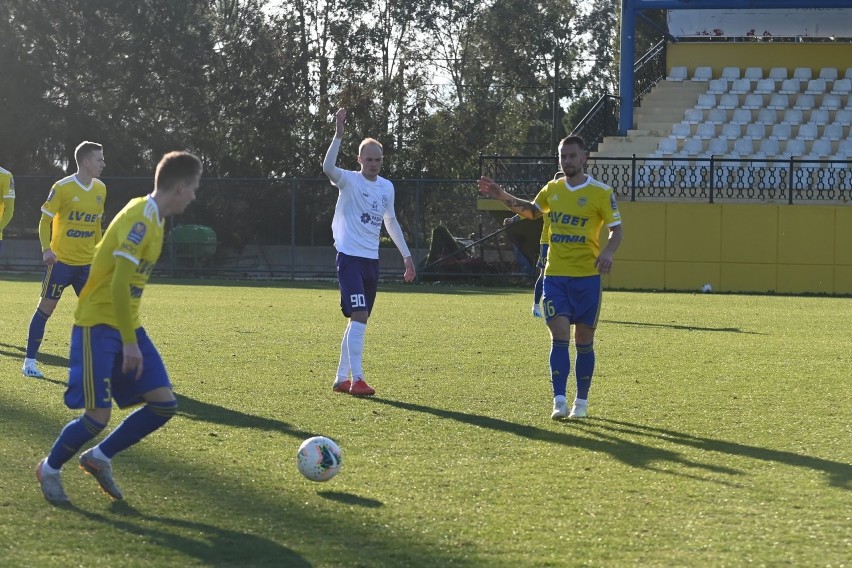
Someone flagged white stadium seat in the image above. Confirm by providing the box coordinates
[808,108,830,125]
[721,122,742,139]
[830,78,852,95]
[821,94,842,110]
[758,138,780,157]
[754,78,776,94]
[793,95,814,111]
[845,68,852,80]
[783,108,804,125]
[731,108,752,125]
[784,138,806,156]
[696,122,716,139]
[769,67,788,82]
[733,138,754,156]
[744,67,763,82]
[838,139,852,155]
[671,122,692,139]
[793,67,813,82]
[684,107,704,124]
[696,93,716,109]
[658,137,678,154]
[682,137,704,155]
[721,67,741,81]
[718,93,739,110]
[730,78,751,94]
[823,122,844,141]
[811,138,833,156]
[819,67,839,82]
[743,94,764,110]
[768,94,789,110]
[805,79,827,95]
[707,137,728,155]
[770,123,793,140]
[707,78,728,94]
[834,108,852,124]
[667,66,688,81]
[745,123,766,139]
[779,79,801,95]
[706,107,728,124]
[692,66,713,81]
[757,108,778,125]
[797,122,818,141]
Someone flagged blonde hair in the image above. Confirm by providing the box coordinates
[358,138,383,155]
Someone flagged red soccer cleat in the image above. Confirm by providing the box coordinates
[349,379,375,396]
[333,380,351,393]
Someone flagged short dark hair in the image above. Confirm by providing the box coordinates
[75,141,103,166]
[155,151,203,191]
[558,135,587,153]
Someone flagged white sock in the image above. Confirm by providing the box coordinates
[41,460,60,474]
[573,398,587,406]
[347,321,367,379]
[336,323,351,379]
[554,395,567,404]
[25,358,37,365]
[92,446,111,463]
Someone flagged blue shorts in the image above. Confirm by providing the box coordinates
[542,275,602,328]
[41,261,90,300]
[65,325,171,410]
[336,252,379,317]
[536,244,549,270]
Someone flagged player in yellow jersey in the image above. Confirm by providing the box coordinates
[0,166,15,255]
[479,136,623,420]
[36,151,201,504]
[24,141,106,378]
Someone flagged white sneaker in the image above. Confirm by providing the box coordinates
[22,359,44,378]
[532,303,543,318]
[569,400,588,418]
[551,398,568,420]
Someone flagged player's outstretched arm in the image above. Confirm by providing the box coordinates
[477,177,540,219]
[322,108,347,184]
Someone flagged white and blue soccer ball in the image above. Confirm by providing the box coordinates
[296,436,342,482]
[701,283,713,293]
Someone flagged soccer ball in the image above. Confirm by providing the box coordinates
[296,436,342,482]
[701,283,713,293]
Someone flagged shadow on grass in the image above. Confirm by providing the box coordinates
[601,320,766,335]
[0,342,70,368]
[317,490,384,508]
[176,394,317,440]
[69,502,311,567]
[577,418,852,490]
[366,397,740,482]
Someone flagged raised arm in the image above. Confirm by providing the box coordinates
[322,108,347,185]
[477,177,542,219]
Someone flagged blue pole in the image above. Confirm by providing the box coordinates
[619,0,636,135]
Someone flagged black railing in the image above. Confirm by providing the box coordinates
[633,38,668,105]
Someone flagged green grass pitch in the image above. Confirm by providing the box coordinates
[1,275,849,567]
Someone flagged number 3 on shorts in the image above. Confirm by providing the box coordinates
[350,294,366,309]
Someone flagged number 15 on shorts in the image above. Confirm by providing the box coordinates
[349,294,366,309]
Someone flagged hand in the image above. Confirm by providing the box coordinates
[403,256,416,283]
[595,252,614,275]
[477,176,504,199]
[42,249,57,266]
[334,108,347,137]
[122,343,144,380]
[503,215,519,227]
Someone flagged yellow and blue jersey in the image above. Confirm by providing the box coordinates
[533,175,621,277]
[75,196,164,330]
[41,175,106,265]
[0,166,14,239]
[539,213,551,245]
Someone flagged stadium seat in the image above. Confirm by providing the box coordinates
[805,79,827,95]
[733,138,754,156]
[730,78,751,94]
[696,93,716,109]
[684,107,704,124]
[718,93,739,110]
[821,94,842,110]
[682,137,704,155]
[784,138,806,156]
[731,108,752,125]
[834,108,852,124]
[769,67,788,82]
[667,66,688,81]
[721,67,741,81]
[793,94,815,110]
[808,108,830,125]
[658,137,678,155]
[779,79,801,95]
[811,138,833,156]
[745,123,766,139]
[671,121,692,139]
[797,122,818,141]
[721,122,742,139]
[754,78,776,95]
[770,123,793,140]
[793,67,813,82]
[695,122,716,139]
[838,139,852,155]
[823,122,844,141]
[758,138,780,157]
[744,67,763,82]
[705,108,727,124]
[830,78,852,95]
[692,67,713,81]
[743,94,764,110]
[819,67,839,82]
[707,78,728,94]
[782,108,804,125]
[767,94,789,110]
[707,137,729,156]
[756,108,778,125]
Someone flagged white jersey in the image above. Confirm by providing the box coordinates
[330,169,398,259]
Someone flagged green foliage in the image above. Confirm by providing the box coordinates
[1,275,850,566]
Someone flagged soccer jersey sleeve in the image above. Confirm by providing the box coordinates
[115,217,151,265]
[601,190,622,227]
[533,182,552,214]
[41,183,63,218]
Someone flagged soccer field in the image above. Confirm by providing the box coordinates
[1,276,849,567]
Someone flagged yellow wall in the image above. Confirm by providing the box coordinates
[666,43,852,77]
[608,202,851,295]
